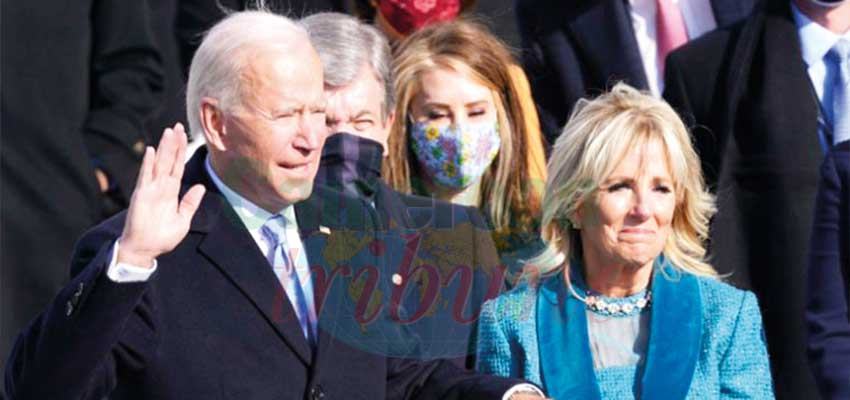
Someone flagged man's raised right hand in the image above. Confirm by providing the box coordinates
[117,123,206,268]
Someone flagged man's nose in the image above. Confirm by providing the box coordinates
[294,112,324,152]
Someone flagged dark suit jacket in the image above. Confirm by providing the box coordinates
[365,180,504,369]
[663,1,823,398]
[807,141,850,400]
[515,0,756,143]
[0,0,163,379]
[375,181,506,369]
[316,152,504,368]
[4,149,522,400]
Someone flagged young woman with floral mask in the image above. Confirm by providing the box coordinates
[384,20,547,278]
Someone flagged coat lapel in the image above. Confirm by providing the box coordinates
[185,149,313,365]
[758,4,821,164]
[639,259,702,399]
[536,258,702,400]
[538,272,602,400]
[568,0,649,91]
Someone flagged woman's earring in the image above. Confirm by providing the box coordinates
[570,219,581,230]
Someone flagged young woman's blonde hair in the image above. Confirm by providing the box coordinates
[383,20,544,235]
[526,82,718,280]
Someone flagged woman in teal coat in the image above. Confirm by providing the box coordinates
[476,83,774,399]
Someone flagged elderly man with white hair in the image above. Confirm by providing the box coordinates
[3,9,545,400]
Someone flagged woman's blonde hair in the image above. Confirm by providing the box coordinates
[527,82,718,279]
[384,20,544,235]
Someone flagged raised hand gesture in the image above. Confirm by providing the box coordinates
[117,123,206,268]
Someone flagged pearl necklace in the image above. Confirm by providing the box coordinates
[566,277,653,316]
[584,290,652,316]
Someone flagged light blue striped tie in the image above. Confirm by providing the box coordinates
[828,39,850,145]
[261,215,315,344]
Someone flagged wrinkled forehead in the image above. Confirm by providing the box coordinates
[237,42,325,107]
[325,66,386,114]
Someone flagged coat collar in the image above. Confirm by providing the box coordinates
[183,148,340,366]
[373,181,416,229]
[537,257,702,399]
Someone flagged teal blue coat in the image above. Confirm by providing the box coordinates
[476,260,775,399]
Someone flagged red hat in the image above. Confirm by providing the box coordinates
[377,0,462,36]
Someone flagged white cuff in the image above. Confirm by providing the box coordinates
[502,383,545,400]
[106,239,158,283]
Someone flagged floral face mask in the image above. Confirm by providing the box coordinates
[409,120,501,189]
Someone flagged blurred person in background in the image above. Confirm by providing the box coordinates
[806,139,850,400]
[663,0,850,397]
[353,0,474,43]
[515,0,757,144]
[477,83,774,399]
[1,0,163,377]
[302,12,502,368]
[354,0,548,169]
[384,20,547,280]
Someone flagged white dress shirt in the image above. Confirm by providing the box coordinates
[791,2,850,151]
[629,0,718,95]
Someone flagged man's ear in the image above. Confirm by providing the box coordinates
[380,111,395,157]
[200,97,227,152]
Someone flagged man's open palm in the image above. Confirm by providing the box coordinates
[117,123,206,267]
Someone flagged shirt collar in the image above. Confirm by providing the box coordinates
[791,1,849,67]
[204,156,297,232]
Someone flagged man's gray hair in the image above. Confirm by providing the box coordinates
[185,10,310,139]
[299,12,394,118]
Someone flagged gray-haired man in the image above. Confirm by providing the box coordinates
[6,9,544,400]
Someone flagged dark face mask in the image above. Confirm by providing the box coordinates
[316,132,385,199]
